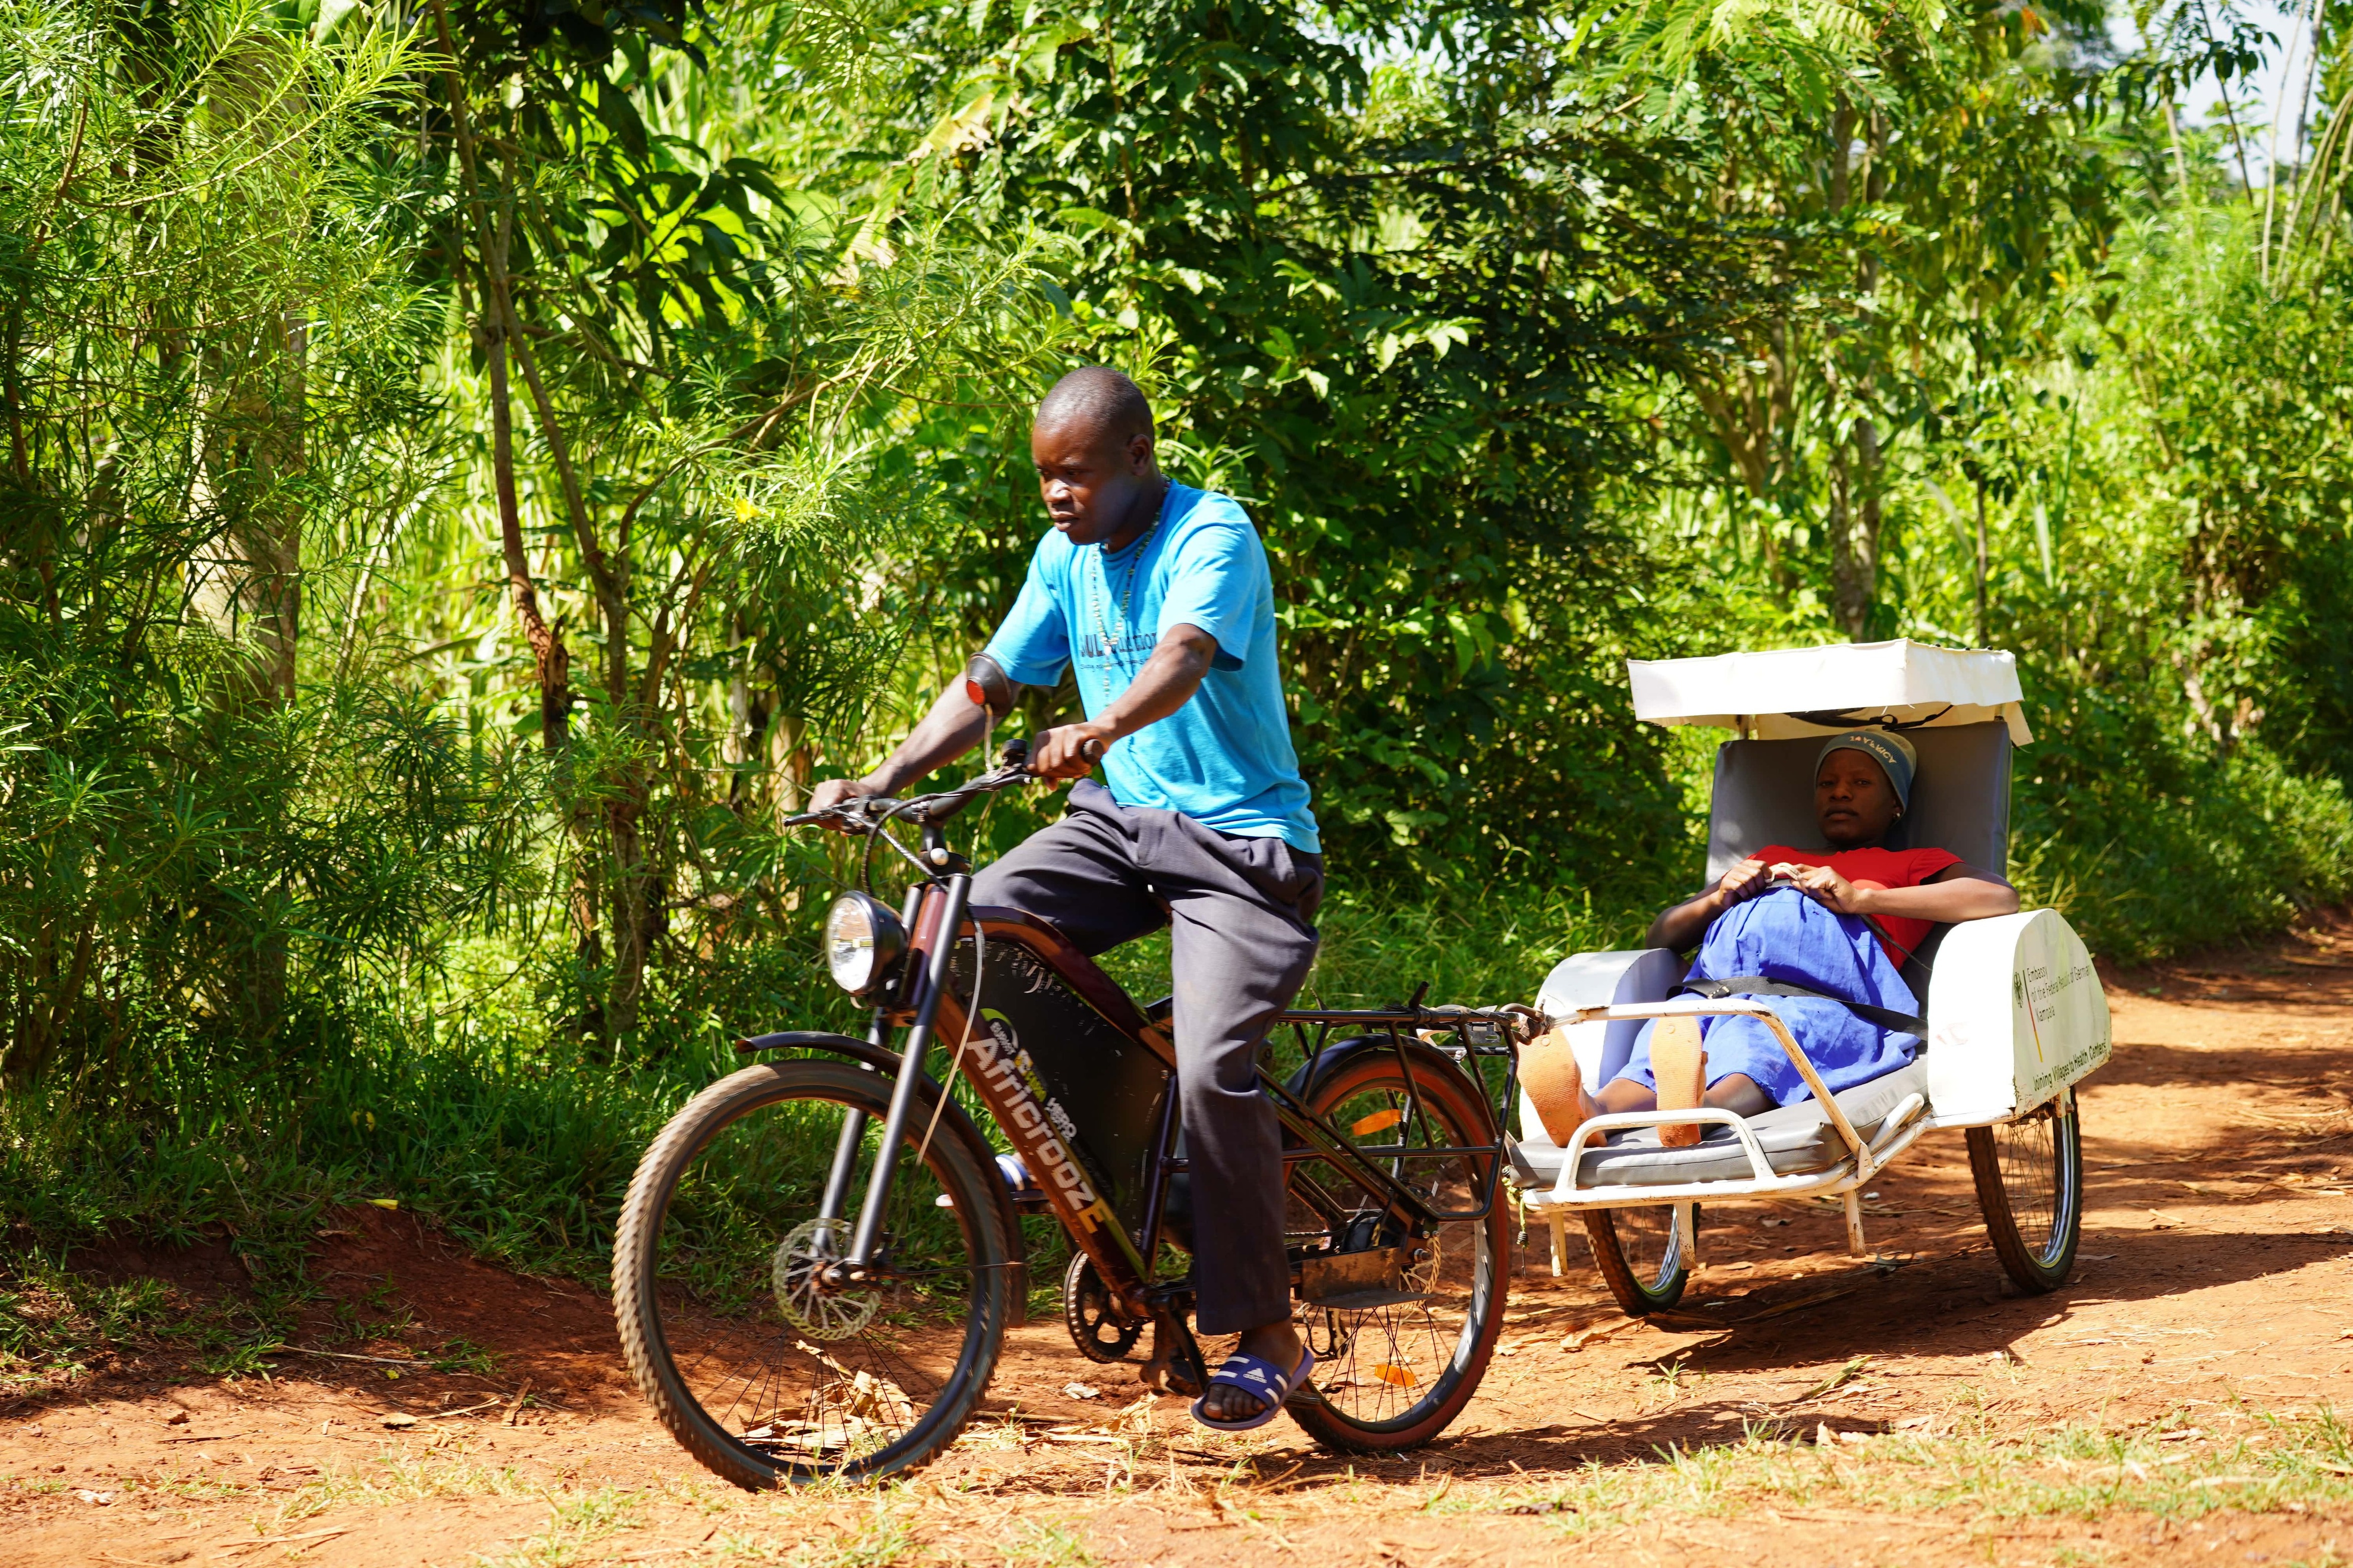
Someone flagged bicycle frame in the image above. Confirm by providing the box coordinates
[800,861,1524,1383]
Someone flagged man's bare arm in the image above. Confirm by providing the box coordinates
[806,682,992,818]
[807,624,1219,814]
[1032,624,1216,777]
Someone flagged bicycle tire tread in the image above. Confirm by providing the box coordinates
[611,1060,1009,1488]
[1582,1209,1690,1316]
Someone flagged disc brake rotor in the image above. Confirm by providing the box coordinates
[773,1217,881,1341]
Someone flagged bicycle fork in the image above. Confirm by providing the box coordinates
[812,877,968,1281]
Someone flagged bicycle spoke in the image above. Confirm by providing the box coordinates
[1283,1056,1502,1441]
[1997,1109,2058,1257]
[1967,1086,2082,1293]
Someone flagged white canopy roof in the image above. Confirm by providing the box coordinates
[1627,639,2033,745]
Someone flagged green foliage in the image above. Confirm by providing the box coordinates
[2,0,2351,1304]
[0,875,1592,1285]
[866,0,1786,883]
[399,0,1086,1054]
[2015,743,2353,965]
[2092,212,2353,778]
[1973,204,2353,962]
[0,0,546,1091]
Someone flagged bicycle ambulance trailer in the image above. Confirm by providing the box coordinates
[1512,640,2112,1314]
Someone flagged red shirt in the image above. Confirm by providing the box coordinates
[1754,844,1962,968]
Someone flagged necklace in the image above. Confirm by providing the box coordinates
[1086,481,1170,675]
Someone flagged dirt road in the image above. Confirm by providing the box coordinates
[5,925,2352,1567]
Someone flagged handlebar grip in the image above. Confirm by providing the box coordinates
[1080,737,1106,763]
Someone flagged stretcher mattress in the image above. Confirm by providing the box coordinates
[1511,1060,1930,1189]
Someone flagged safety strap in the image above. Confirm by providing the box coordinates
[1675,975,1928,1039]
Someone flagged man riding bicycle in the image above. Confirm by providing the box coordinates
[808,366,1321,1431]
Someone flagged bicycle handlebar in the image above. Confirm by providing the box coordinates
[782,738,1044,832]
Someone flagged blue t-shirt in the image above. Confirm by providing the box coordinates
[984,483,1321,852]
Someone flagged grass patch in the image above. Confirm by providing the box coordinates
[0,1254,305,1393]
[1449,1404,2353,1531]
[474,1485,648,1566]
[787,1515,924,1567]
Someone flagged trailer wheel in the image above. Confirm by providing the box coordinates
[1583,1204,1691,1315]
[1968,1086,2084,1293]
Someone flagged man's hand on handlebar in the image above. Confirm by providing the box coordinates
[806,774,888,832]
[1030,721,1113,781]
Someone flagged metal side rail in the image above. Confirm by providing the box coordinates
[1520,1100,1932,1212]
[1516,999,1932,1256]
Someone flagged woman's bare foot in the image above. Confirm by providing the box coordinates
[1198,1319,1304,1424]
[1650,1015,1708,1147]
[1523,1022,1592,1144]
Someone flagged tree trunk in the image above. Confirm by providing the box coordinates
[2164,100,2194,205]
[1826,110,1888,640]
[604,788,662,1050]
[1974,473,1991,646]
[1684,313,1798,601]
[188,38,308,709]
[243,310,304,706]
[187,301,305,1034]
[189,311,305,709]
[431,17,570,755]
[484,318,570,748]
[1830,415,1880,639]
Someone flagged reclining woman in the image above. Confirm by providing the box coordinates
[1528,730,2019,1147]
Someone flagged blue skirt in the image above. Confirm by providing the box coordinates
[1611,887,1921,1108]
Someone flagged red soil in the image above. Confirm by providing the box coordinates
[3,922,2351,1565]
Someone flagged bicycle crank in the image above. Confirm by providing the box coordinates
[1062,1253,1143,1362]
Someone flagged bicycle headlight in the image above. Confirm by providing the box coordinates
[823,892,906,997]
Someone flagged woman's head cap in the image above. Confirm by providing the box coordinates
[1816,729,1916,807]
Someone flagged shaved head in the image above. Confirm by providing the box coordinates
[1029,367,1164,550]
[1035,366,1153,445]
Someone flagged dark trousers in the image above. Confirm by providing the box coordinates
[970,780,1323,1334]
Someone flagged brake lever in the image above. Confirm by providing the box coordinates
[782,795,893,831]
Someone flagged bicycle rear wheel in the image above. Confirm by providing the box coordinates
[1968,1085,2083,1293]
[1282,1046,1508,1452]
[1583,1205,1691,1315]
[611,1059,1011,1486]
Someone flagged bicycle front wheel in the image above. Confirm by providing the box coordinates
[1283,1046,1508,1452]
[611,1059,1011,1486]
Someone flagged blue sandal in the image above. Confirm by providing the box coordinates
[1189,1345,1316,1433]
